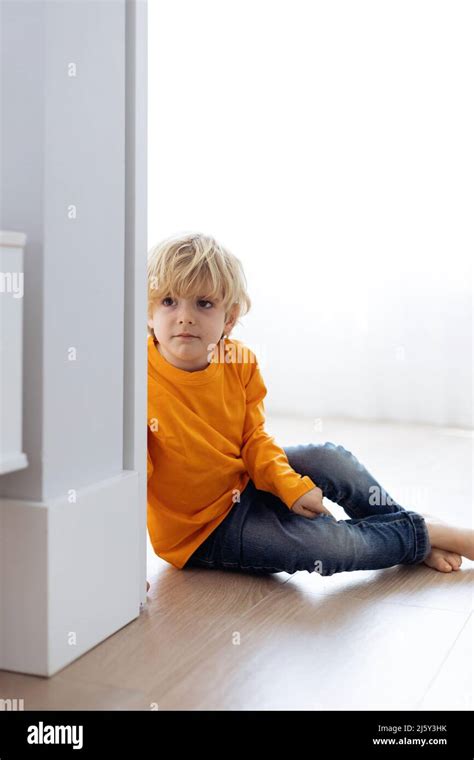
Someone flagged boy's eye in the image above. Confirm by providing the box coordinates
[161,297,213,308]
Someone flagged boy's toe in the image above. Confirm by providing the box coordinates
[446,552,462,570]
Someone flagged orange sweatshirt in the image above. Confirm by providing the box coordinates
[147,334,316,569]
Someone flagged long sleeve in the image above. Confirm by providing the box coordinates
[240,358,316,509]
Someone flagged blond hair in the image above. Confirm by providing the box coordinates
[147,232,251,340]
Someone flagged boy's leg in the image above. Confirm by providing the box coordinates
[244,498,428,575]
[281,442,471,564]
[283,442,411,520]
[185,480,430,575]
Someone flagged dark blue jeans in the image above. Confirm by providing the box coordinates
[184,442,431,575]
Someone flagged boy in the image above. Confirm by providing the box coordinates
[146,232,473,584]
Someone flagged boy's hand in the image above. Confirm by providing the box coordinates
[290,486,334,519]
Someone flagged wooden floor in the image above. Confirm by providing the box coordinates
[1,417,472,710]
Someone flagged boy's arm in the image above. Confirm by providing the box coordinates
[240,359,316,509]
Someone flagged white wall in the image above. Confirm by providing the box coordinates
[148,0,473,428]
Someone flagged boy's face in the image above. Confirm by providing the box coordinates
[148,289,238,372]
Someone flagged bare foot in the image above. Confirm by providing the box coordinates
[423,518,474,560]
[423,548,462,572]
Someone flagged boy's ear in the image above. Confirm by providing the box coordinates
[147,305,156,330]
[224,304,239,335]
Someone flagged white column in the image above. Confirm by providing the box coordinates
[0,0,147,677]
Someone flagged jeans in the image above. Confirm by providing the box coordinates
[184,442,431,575]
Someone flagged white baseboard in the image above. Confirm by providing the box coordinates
[0,470,140,677]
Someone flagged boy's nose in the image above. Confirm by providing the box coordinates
[177,309,195,323]
[175,303,197,325]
